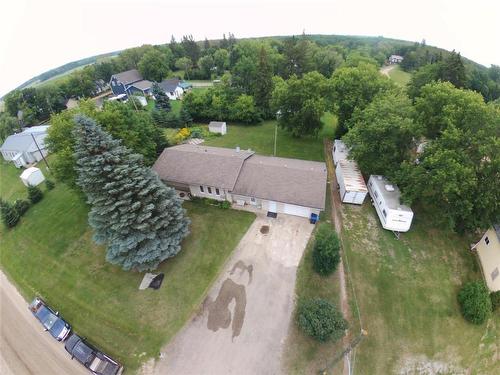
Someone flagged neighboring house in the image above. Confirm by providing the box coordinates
[389,55,404,64]
[152,144,327,219]
[367,175,414,233]
[472,225,500,292]
[109,69,152,97]
[208,121,227,135]
[157,79,184,100]
[0,126,49,168]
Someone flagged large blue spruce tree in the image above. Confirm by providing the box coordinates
[73,115,190,271]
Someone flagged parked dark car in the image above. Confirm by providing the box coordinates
[29,297,71,341]
[65,334,123,375]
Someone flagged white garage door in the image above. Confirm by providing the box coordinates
[283,204,311,218]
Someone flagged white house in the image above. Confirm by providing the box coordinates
[389,55,404,64]
[158,79,184,100]
[20,167,45,186]
[152,144,327,219]
[333,139,349,165]
[0,126,49,168]
[208,121,227,135]
[472,225,500,292]
[335,160,368,205]
[367,175,414,232]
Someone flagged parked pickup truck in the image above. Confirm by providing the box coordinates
[29,297,71,341]
[65,333,124,375]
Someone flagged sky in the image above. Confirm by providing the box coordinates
[1,0,499,97]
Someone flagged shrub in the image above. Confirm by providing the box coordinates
[490,291,500,311]
[13,199,30,216]
[458,281,492,324]
[45,179,55,190]
[221,201,231,209]
[0,200,20,228]
[312,224,341,276]
[297,298,348,342]
[27,185,43,204]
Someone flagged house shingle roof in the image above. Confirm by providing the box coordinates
[232,155,327,209]
[153,145,327,209]
[152,144,254,190]
[0,130,48,153]
[158,79,181,93]
[112,69,143,85]
[130,80,152,91]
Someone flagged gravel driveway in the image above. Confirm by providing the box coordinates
[152,213,314,375]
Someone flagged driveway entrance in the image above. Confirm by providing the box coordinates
[153,214,314,375]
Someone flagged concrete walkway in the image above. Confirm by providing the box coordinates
[152,214,314,375]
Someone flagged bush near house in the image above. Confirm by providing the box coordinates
[297,298,348,342]
[458,281,492,324]
[45,179,55,190]
[27,185,43,204]
[312,224,341,276]
[490,291,500,311]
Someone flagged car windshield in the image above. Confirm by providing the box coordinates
[42,312,58,330]
[49,319,66,337]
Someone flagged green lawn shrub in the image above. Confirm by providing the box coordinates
[0,200,20,228]
[297,298,348,342]
[458,281,492,324]
[13,199,30,216]
[312,223,341,276]
[27,185,43,204]
[490,291,500,311]
[45,179,55,190]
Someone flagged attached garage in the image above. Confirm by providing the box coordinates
[283,203,311,218]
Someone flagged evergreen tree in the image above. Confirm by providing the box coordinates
[152,83,171,112]
[441,50,466,88]
[179,106,193,126]
[254,47,274,118]
[27,185,43,203]
[0,199,20,228]
[73,115,190,271]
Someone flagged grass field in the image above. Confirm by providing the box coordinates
[204,113,336,161]
[388,65,412,86]
[341,204,499,374]
[146,98,181,115]
[0,161,255,373]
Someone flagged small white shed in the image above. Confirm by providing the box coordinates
[20,167,45,187]
[208,121,227,135]
[333,139,349,165]
[335,160,368,205]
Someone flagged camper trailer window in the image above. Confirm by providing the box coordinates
[200,186,204,193]
[374,190,378,198]
[382,209,387,217]
[208,187,212,194]
[485,237,490,245]
[216,188,220,195]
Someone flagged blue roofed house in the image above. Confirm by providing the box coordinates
[0,126,50,168]
[157,78,185,100]
[109,69,152,97]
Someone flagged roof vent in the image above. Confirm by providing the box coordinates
[385,184,395,192]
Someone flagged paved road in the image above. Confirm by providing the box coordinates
[152,214,313,375]
[0,270,88,375]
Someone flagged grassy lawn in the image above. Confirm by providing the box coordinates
[388,65,412,86]
[204,113,336,162]
[146,99,181,115]
[0,159,52,201]
[0,162,255,373]
[341,204,499,374]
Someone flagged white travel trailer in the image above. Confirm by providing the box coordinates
[335,160,368,205]
[367,175,414,232]
[332,139,349,166]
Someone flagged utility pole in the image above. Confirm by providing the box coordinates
[31,133,50,170]
[273,120,278,156]
[318,330,368,375]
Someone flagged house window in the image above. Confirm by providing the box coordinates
[251,197,256,203]
[485,237,490,245]
[200,186,204,193]
[208,187,212,194]
[492,267,499,281]
[215,188,220,195]
[382,209,387,217]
